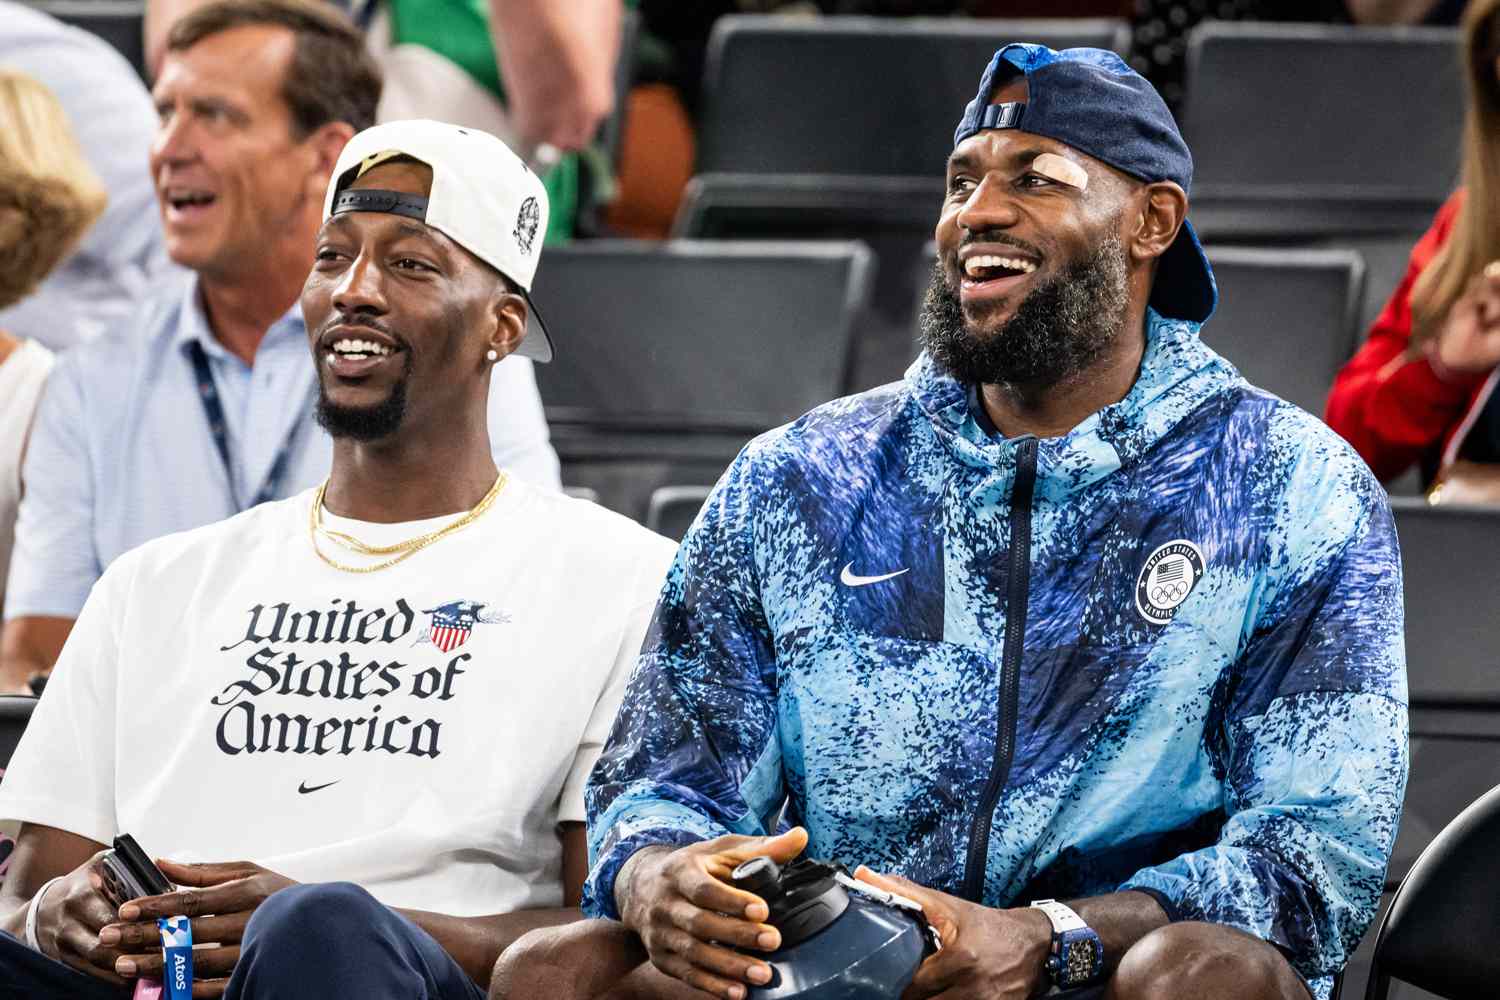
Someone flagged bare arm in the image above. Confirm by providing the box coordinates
[0,822,106,937]
[1343,0,1441,24]
[854,871,1170,1000]
[487,0,625,155]
[397,822,590,987]
[0,615,73,695]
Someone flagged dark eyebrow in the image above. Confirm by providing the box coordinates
[947,150,979,175]
[190,95,251,126]
[392,221,440,243]
[318,213,455,263]
[321,214,355,237]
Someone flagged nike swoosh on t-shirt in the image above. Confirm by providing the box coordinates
[298,780,340,795]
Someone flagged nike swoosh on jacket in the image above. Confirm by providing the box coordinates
[583,311,1408,998]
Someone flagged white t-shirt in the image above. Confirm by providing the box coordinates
[0,338,55,613]
[0,479,676,916]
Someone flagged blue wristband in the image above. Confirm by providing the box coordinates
[158,916,193,1000]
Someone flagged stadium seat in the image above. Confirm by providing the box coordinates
[0,695,37,771]
[1395,501,1500,709]
[529,240,874,519]
[1199,246,1365,417]
[1181,22,1463,242]
[1386,500,1500,889]
[645,485,713,542]
[27,0,147,81]
[678,181,935,392]
[697,15,1130,178]
[681,16,1130,393]
[1361,783,1500,1000]
[1182,24,1464,329]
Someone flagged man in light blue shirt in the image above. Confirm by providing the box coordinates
[0,0,168,350]
[0,0,560,691]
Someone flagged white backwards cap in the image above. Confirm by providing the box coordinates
[323,119,554,363]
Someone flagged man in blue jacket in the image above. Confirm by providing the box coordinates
[502,44,1407,1000]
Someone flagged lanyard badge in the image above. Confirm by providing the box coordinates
[159,916,193,1000]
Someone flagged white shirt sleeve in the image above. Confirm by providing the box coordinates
[557,539,674,824]
[4,356,102,620]
[486,355,561,492]
[0,555,128,843]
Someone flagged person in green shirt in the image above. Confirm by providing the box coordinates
[381,0,629,243]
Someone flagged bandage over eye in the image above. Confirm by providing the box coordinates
[1032,154,1088,190]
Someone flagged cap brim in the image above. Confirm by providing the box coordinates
[1149,218,1217,324]
[514,289,554,363]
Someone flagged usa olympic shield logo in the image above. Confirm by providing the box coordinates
[1135,540,1205,625]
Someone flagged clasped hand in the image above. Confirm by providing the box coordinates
[38,854,294,998]
[618,826,1052,1000]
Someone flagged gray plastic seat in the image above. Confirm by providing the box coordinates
[1384,500,1500,893]
[1181,23,1463,241]
[676,179,937,393]
[1199,246,1365,417]
[532,240,873,432]
[698,15,1130,178]
[529,240,874,518]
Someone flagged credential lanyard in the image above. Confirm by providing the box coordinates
[187,341,308,512]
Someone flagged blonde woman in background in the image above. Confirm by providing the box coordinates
[1327,0,1500,501]
[0,70,106,621]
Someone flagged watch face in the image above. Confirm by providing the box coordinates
[1059,934,1102,986]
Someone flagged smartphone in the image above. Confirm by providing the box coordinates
[100,834,173,904]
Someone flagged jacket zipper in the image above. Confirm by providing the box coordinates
[960,435,1038,902]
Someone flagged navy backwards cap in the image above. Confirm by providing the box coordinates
[954,43,1216,323]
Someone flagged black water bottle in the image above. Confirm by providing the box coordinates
[729,855,936,999]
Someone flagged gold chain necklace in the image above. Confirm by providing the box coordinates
[309,472,508,574]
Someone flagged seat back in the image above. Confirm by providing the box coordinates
[699,15,1129,177]
[1367,784,1500,1000]
[1199,246,1364,416]
[0,695,38,772]
[676,178,938,393]
[1393,501,1500,708]
[1382,502,1500,905]
[531,240,874,432]
[1182,23,1463,240]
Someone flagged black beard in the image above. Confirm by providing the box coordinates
[919,235,1129,391]
[315,374,409,442]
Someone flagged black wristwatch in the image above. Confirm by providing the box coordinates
[1030,898,1104,991]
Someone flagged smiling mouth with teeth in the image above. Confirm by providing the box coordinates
[963,255,1039,281]
[328,338,395,361]
[166,191,216,209]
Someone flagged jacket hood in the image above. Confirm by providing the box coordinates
[909,308,1244,499]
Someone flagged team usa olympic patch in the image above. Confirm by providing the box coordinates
[1134,540,1205,625]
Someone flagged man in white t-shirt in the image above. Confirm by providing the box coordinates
[0,119,675,999]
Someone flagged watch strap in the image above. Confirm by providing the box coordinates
[1030,898,1087,933]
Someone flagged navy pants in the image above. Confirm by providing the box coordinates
[0,882,487,1000]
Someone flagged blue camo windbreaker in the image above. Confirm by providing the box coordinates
[584,310,1409,991]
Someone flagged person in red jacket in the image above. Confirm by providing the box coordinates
[1325,0,1500,496]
